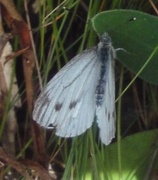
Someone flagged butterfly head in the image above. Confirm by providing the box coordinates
[100,32,112,47]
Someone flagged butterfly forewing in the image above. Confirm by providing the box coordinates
[33,49,101,137]
[33,49,96,122]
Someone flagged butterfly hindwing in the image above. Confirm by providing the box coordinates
[96,51,115,145]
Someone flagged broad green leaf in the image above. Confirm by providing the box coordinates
[92,10,158,85]
[86,129,158,180]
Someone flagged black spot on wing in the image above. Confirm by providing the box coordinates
[38,95,51,106]
[55,103,63,111]
[108,112,110,121]
[69,101,77,109]
[107,111,115,121]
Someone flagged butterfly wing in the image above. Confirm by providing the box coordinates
[33,48,101,137]
[96,54,115,145]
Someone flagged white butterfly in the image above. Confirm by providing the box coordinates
[33,32,116,145]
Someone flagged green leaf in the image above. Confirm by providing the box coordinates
[86,129,158,180]
[92,10,158,85]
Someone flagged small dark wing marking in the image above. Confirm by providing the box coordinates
[55,103,63,111]
[33,93,51,120]
[69,101,78,109]
[38,93,51,107]
[108,112,110,121]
